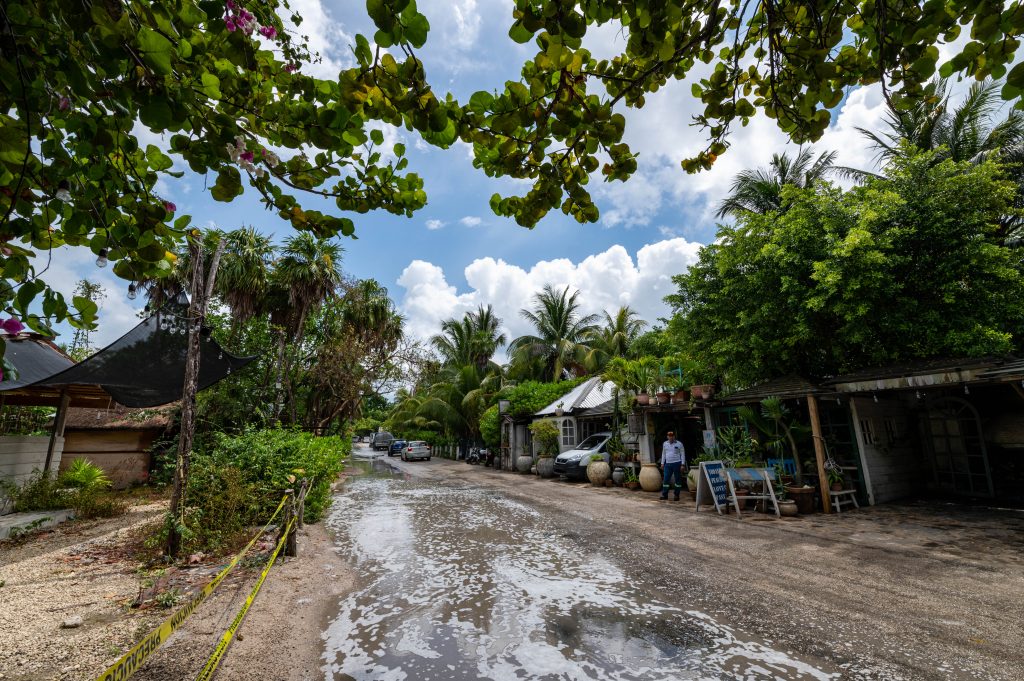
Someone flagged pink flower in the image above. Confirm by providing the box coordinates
[226,0,236,8]
[225,18,237,32]
[284,63,297,73]
[240,150,254,163]
[259,25,277,39]
[58,96,70,111]
[164,201,176,213]
[1,317,24,335]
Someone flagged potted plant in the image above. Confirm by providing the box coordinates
[554,401,565,416]
[689,365,717,400]
[529,420,560,478]
[738,396,809,485]
[776,483,798,516]
[623,466,641,490]
[827,468,845,491]
[586,453,611,486]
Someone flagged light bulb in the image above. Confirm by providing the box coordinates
[127,283,137,300]
[964,385,970,395]
[95,248,108,268]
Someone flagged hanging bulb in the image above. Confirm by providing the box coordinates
[915,390,922,400]
[226,365,232,375]
[964,385,970,395]
[218,351,223,360]
[95,248,108,268]
[127,283,137,300]
[873,393,879,403]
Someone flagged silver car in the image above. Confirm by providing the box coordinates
[401,441,432,462]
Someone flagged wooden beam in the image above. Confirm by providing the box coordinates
[43,390,70,473]
[806,394,832,513]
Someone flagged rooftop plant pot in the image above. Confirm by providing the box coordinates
[636,392,650,406]
[536,455,555,478]
[692,384,715,400]
[656,391,671,404]
[671,389,690,404]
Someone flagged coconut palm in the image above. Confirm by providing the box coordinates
[715,148,838,219]
[584,306,647,371]
[508,285,599,382]
[217,226,274,339]
[845,77,1024,241]
[431,305,507,374]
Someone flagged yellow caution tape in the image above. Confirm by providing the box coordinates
[194,517,295,681]
[93,495,289,681]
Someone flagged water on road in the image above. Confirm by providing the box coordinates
[322,460,839,680]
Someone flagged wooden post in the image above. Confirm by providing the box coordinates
[806,394,833,514]
[167,237,226,557]
[283,489,298,557]
[43,389,70,474]
[296,479,308,530]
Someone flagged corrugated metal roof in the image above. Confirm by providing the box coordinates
[535,377,617,416]
[823,357,1003,385]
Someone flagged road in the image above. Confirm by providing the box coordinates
[322,445,1024,680]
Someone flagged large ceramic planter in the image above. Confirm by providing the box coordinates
[639,463,662,492]
[516,455,534,473]
[587,460,611,486]
[611,467,625,485]
[536,456,555,479]
[686,467,699,492]
[785,486,816,514]
[778,500,799,517]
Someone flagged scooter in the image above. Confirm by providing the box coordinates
[465,447,482,464]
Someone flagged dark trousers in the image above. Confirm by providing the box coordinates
[661,461,683,499]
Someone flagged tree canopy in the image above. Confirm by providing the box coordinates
[667,149,1024,384]
[4,0,1024,351]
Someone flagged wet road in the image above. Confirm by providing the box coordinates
[322,456,840,681]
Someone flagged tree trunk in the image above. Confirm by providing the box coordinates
[167,237,225,558]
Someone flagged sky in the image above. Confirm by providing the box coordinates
[42,0,983,353]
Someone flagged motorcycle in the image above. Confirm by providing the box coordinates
[465,447,482,464]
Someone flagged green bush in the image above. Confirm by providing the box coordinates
[59,458,111,491]
[206,428,350,523]
[2,468,126,519]
[480,378,588,447]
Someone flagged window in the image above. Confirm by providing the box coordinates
[561,418,576,447]
[884,418,899,445]
[859,418,875,445]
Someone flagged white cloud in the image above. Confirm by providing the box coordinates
[425,219,446,230]
[395,238,704,356]
[283,0,355,79]
[459,216,482,227]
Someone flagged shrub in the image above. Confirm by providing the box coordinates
[3,470,68,512]
[59,458,111,491]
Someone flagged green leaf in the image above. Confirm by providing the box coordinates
[137,27,175,76]
[370,129,385,145]
[145,145,173,171]
[509,21,533,44]
[403,11,430,48]
[200,72,221,99]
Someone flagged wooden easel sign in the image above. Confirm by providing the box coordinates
[695,460,728,514]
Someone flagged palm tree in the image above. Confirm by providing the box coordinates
[216,226,274,339]
[846,77,1024,241]
[431,305,507,374]
[715,148,838,219]
[508,284,599,382]
[584,306,647,372]
[268,232,344,421]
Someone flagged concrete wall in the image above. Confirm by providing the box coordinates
[0,435,65,515]
[58,430,156,489]
[850,396,921,505]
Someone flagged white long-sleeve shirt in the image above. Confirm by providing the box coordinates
[660,440,685,465]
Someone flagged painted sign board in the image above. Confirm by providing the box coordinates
[702,429,717,449]
[695,460,728,514]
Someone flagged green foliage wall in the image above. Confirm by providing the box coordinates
[479,378,587,447]
[667,151,1024,384]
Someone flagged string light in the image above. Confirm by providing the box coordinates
[127,283,137,300]
[95,248,108,268]
[964,385,970,395]
[873,393,879,403]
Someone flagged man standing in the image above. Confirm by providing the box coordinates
[660,431,685,501]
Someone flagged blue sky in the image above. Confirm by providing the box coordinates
[45,0,978,350]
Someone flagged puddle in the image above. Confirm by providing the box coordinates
[323,477,841,680]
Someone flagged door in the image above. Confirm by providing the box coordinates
[925,398,993,497]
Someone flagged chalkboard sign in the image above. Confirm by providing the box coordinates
[695,460,728,514]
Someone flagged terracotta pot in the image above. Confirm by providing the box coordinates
[831,481,844,492]
[778,500,799,517]
[636,392,650,405]
[624,481,641,490]
[656,391,671,404]
[692,384,715,400]
[639,463,662,492]
[671,389,690,404]
[785,486,816,514]
[536,456,555,478]
[587,460,611,486]
[516,455,534,473]
[603,479,613,487]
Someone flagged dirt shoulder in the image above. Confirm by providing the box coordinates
[0,494,354,681]
[402,457,1024,681]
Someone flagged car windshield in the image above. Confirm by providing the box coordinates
[409,441,426,446]
[576,435,607,450]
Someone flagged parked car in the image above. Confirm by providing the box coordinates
[553,432,613,480]
[388,439,407,457]
[401,441,432,462]
[370,431,394,451]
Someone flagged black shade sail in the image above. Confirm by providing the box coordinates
[2,293,255,408]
